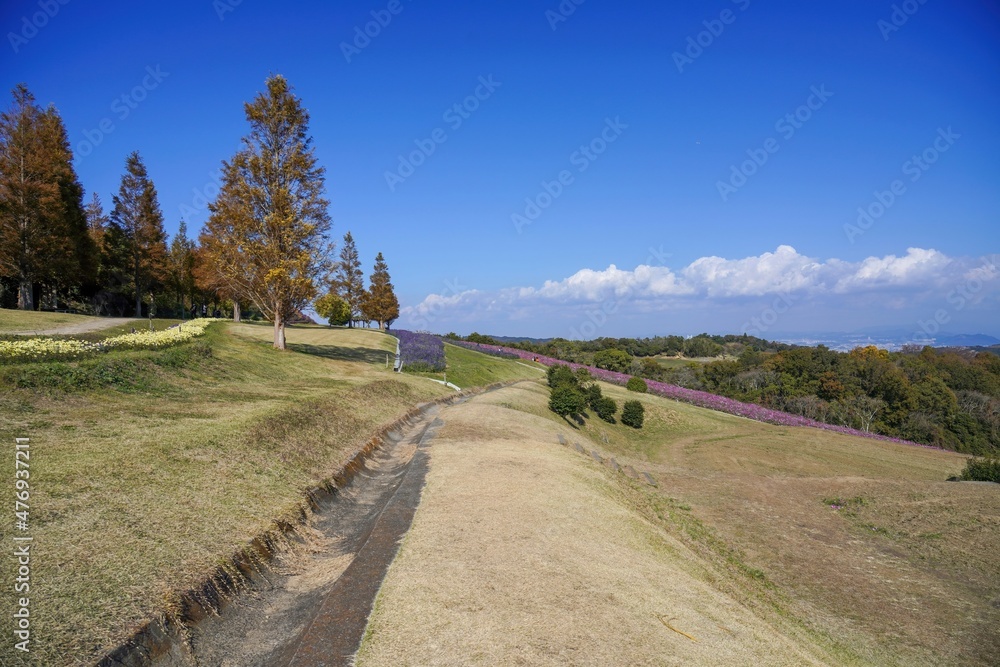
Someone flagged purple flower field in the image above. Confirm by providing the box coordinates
[395,330,446,371]
[451,340,935,450]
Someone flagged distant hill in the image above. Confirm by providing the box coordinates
[489,335,553,344]
[934,333,1000,347]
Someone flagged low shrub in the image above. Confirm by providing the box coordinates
[957,456,1000,483]
[547,364,578,389]
[626,376,648,393]
[594,396,617,423]
[585,383,603,409]
[621,400,645,428]
[549,385,587,418]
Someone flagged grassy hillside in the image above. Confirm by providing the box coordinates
[499,380,998,665]
[1,320,994,665]
[399,340,546,389]
[359,382,839,666]
[0,323,451,665]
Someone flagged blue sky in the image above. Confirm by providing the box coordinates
[3,0,998,339]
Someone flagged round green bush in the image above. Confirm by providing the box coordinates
[595,396,617,423]
[626,376,648,393]
[621,399,645,428]
[549,385,587,417]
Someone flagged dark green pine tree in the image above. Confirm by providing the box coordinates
[108,151,168,316]
[334,231,365,327]
[167,221,196,317]
[84,192,108,277]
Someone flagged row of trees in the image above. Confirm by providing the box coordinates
[1,78,400,349]
[458,330,998,453]
[546,364,645,429]
[670,344,999,454]
[460,332,793,371]
[315,231,400,330]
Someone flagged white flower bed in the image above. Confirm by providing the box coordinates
[0,318,219,362]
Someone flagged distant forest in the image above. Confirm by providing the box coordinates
[451,332,1000,455]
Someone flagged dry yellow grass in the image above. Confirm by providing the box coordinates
[0,323,451,665]
[359,380,999,666]
[357,383,836,666]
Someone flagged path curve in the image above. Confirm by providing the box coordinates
[6,317,136,336]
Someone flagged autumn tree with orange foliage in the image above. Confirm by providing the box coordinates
[200,75,333,349]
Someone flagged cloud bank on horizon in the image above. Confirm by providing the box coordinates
[400,246,999,340]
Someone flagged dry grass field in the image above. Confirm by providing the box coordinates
[359,381,999,666]
[0,319,995,666]
[0,322,461,665]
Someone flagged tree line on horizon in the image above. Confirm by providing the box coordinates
[0,77,398,348]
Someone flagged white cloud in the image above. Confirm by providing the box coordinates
[681,244,825,297]
[399,247,1000,333]
[831,247,952,293]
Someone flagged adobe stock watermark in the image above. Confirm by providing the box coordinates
[177,139,243,221]
[546,0,586,31]
[12,437,32,653]
[673,0,751,73]
[512,116,628,234]
[911,254,998,344]
[384,75,501,192]
[213,0,243,21]
[76,65,170,163]
[716,84,833,202]
[7,0,70,54]
[843,126,959,244]
[568,245,672,340]
[878,0,929,41]
[179,168,223,221]
[409,277,469,331]
[741,292,796,337]
[340,0,411,63]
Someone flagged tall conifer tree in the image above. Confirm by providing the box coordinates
[333,231,364,327]
[362,252,399,330]
[201,75,332,348]
[108,151,168,316]
[0,84,92,309]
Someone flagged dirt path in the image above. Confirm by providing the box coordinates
[6,317,136,335]
[159,402,451,666]
[154,383,838,666]
[356,384,834,666]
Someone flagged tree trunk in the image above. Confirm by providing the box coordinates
[273,313,286,350]
[135,291,142,318]
[233,301,241,322]
[17,279,33,311]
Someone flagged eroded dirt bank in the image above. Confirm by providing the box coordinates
[142,402,448,667]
